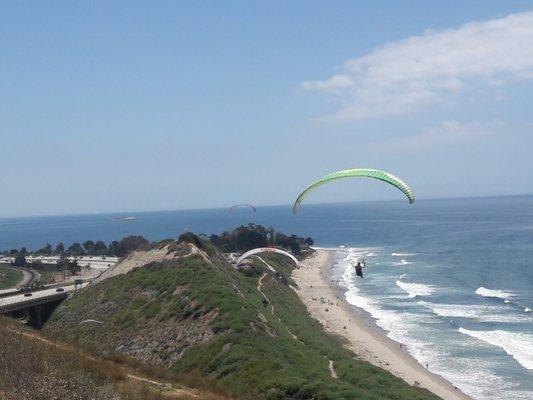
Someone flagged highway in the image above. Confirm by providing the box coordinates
[0,283,87,314]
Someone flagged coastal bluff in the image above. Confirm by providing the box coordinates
[44,233,442,400]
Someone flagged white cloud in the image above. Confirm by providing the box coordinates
[303,11,533,120]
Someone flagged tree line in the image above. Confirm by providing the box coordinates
[2,236,150,259]
[209,224,313,255]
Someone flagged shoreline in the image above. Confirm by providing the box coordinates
[292,249,471,400]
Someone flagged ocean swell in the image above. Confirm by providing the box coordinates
[458,328,533,370]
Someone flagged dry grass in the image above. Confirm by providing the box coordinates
[0,318,228,400]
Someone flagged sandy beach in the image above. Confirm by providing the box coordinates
[293,249,471,400]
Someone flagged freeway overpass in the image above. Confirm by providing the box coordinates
[0,283,86,327]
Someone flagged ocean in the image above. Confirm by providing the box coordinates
[1,196,532,399]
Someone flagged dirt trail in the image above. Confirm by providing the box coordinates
[257,273,275,314]
[4,327,220,399]
[255,258,302,343]
[328,359,337,379]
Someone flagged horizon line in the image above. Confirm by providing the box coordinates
[1,193,532,220]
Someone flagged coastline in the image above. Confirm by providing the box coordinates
[292,249,471,400]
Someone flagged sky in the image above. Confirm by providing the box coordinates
[1,1,533,217]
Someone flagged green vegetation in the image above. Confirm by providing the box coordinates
[0,266,23,289]
[2,235,150,258]
[209,224,313,255]
[46,234,440,400]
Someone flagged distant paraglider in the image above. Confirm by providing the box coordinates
[293,168,415,213]
[237,247,299,268]
[228,204,257,213]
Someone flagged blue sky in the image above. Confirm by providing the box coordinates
[1,1,533,217]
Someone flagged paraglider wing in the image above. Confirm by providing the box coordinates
[293,168,415,214]
[228,203,257,212]
[237,247,299,268]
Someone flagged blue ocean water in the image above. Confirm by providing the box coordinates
[1,196,532,399]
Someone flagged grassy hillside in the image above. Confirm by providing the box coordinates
[45,236,440,400]
[0,266,23,289]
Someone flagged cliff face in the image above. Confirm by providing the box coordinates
[46,236,440,400]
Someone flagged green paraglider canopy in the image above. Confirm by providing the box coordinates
[293,168,415,214]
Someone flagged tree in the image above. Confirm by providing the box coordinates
[208,224,311,255]
[83,240,95,254]
[55,243,65,255]
[56,254,68,271]
[14,253,26,267]
[93,241,107,255]
[67,259,80,275]
[108,236,149,257]
[55,255,79,275]
[44,244,52,254]
[67,243,84,256]
[31,260,45,270]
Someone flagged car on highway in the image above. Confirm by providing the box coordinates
[56,288,64,292]
[24,293,32,297]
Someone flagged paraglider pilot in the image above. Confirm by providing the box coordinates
[352,259,366,278]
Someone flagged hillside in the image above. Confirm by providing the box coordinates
[45,234,440,400]
[0,317,224,400]
[0,266,23,289]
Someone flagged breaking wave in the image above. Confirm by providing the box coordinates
[396,281,435,298]
[420,302,531,323]
[388,259,413,266]
[458,328,533,370]
[475,287,516,301]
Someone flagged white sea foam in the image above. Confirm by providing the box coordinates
[336,248,533,400]
[346,248,378,258]
[458,328,533,370]
[337,250,533,400]
[524,307,531,313]
[435,361,520,400]
[387,259,414,266]
[419,302,531,323]
[396,280,434,298]
[475,287,516,301]
[312,246,345,251]
[391,252,418,257]
[341,257,413,339]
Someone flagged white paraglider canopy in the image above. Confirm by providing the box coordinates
[236,247,299,268]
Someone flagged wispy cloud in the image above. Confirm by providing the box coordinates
[303,11,533,120]
[379,120,505,150]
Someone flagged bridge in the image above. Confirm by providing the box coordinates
[0,283,86,328]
